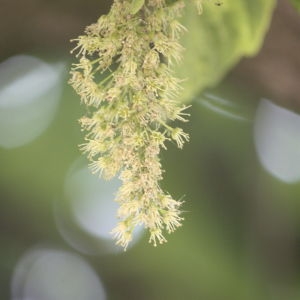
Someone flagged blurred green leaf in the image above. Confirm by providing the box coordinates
[290,0,300,11]
[178,0,276,102]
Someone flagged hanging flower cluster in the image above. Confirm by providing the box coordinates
[69,0,197,249]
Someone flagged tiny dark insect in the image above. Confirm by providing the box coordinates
[215,1,223,6]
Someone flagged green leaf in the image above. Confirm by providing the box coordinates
[130,0,145,14]
[289,0,300,12]
[177,0,276,102]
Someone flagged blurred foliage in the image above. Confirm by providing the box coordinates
[178,0,276,102]
[290,0,300,11]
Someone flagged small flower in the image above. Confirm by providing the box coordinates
[111,221,133,250]
[163,210,184,233]
[171,127,190,148]
[149,228,167,247]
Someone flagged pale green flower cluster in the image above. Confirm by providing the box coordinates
[69,0,191,249]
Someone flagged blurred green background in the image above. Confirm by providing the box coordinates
[1,0,300,299]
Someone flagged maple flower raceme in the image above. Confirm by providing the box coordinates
[69,0,193,249]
